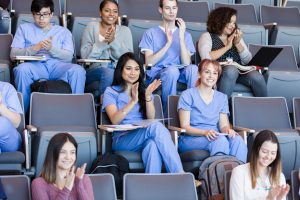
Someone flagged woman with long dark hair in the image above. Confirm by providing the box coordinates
[230,130,290,200]
[102,52,184,173]
[31,133,94,200]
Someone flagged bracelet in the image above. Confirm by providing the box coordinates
[146,97,152,102]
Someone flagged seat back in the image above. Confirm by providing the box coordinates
[167,95,180,127]
[30,93,97,176]
[291,170,300,200]
[65,0,99,18]
[185,22,207,45]
[248,44,298,71]
[240,0,275,22]
[88,174,117,200]
[123,173,197,200]
[30,93,96,128]
[16,92,25,133]
[0,34,12,82]
[215,3,258,24]
[128,19,160,58]
[275,26,300,64]
[177,1,209,23]
[232,96,292,130]
[261,5,300,26]
[293,98,300,128]
[224,170,232,200]
[239,24,268,45]
[0,175,31,200]
[119,0,161,21]
[286,1,300,10]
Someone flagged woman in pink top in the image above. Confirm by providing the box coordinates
[31,133,94,200]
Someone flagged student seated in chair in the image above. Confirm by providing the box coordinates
[31,133,94,200]
[80,0,133,96]
[178,59,247,163]
[230,130,290,200]
[0,81,22,153]
[198,6,267,98]
[102,52,184,173]
[11,0,86,112]
[139,0,198,115]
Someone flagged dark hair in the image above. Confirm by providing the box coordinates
[207,7,237,35]
[159,0,178,8]
[112,52,147,118]
[196,59,222,87]
[40,133,78,184]
[249,130,282,188]
[99,0,119,11]
[31,0,54,13]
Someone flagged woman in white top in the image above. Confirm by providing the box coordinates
[230,130,290,200]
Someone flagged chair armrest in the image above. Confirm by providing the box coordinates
[22,129,31,171]
[168,125,186,133]
[167,126,186,149]
[14,56,46,64]
[98,125,114,133]
[263,22,278,30]
[26,125,37,133]
[233,126,255,145]
[77,59,112,68]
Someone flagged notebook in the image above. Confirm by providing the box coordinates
[248,46,283,67]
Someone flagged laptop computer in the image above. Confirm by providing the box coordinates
[248,46,283,67]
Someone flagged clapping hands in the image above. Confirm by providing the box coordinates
[145,79,161,99]
[104,26,116,44]
[64,163,87,191]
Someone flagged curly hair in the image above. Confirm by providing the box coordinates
[206,7,237,35]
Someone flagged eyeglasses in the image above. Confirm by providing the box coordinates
[33,12,52,19]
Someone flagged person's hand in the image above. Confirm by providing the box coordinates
[32,41,44,52]
[41,37,52,51]
[131,82,139,104]
[75,163,87,180]
[204,130,218,141]
[65,166,76,191]
[227,129,237,138]
[104,26,116,44]
[276,184,290,200]
[233,29,243,46]
[176,18,186,36]
[226,33,235,50]
[165,25,173,47]
[145,79,161,100]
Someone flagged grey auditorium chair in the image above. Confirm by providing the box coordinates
[88,173,117,200]
[0,175,31,200]
[0,34,12,83]
[167,95,210,177]
[28,92,97,177]
[99,94,171,172]
[290,170,300,200]
[0,92,31,175]
[123,173,198,200]
[232,96,300,180]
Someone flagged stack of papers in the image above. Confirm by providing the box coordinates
[15,55,46,61]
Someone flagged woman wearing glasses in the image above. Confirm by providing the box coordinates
[230,130,290,200]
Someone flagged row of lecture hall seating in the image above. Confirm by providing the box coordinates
[0,170,299,200]
[1,91,300,180]
[0,173,199,200]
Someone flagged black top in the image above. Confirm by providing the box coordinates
[210,33,242,65]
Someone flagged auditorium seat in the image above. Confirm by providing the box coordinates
[123,173,198,200]
[168,95,210,177]
[28,93,97,177]
[99,94,167,172]
[249,44,300,112]
[239,0,276,22]
[0,34,12,83]
[232,96,300,179]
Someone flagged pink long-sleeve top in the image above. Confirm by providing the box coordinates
[31,175,94,200]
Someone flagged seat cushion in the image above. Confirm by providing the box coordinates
[180,149,209,162]
[0,151,25,164]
